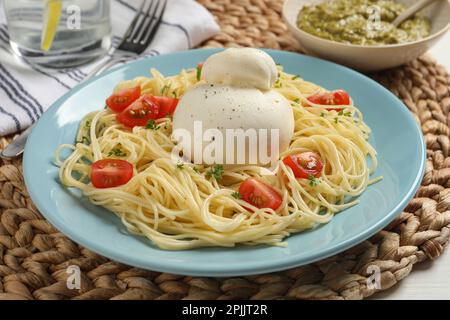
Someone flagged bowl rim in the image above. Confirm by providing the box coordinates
[282,0,450,49]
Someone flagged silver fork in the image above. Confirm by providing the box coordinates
[0,0,167,159]
[84,0,167,80]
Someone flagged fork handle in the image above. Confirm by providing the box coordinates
[84,56,124,81]
[84,52,137,81]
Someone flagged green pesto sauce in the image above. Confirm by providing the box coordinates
[297,0,431,45]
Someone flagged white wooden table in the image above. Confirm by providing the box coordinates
[375,32,450,300]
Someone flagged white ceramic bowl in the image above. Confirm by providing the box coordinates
[283,0,450,71]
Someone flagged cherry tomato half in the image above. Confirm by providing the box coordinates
[283,152,323,179]
[106,86,141,113]
[117,94,160,128]
[239,178,282,210]
[151,96,179,118]
[306,89,350,111]
[91,159,133,188]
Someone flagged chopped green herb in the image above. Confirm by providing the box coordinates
[172,91,178,98]
[108,146,127,157]
[146,119,160,130]
[274,79,282,88]
[161,83,171,95]
[231,192,241,199]
[320,112,326,117]
[308,174,319,187]
[292,75,300,80]
[334,117,339,124]
[338,109,352,117]
[293,98,300,104]
[193,167,200,173]
[206,165,224,181]
[196,64,202,81]
[176,162,184,170]
[79,120,92,142]
[78,136,90,145]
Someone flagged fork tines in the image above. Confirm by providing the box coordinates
[119,0,167,53]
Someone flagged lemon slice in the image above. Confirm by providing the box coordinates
[41,0,62,51]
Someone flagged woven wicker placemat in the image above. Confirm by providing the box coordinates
[0,0,449,300]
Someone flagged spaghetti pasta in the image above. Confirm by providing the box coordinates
[56,65,379,250]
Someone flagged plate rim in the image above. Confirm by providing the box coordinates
[23,48,426,277]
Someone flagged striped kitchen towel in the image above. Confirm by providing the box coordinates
[0,0,219,136]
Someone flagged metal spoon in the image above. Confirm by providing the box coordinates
[392,0,440,27]
[0,125,34,158]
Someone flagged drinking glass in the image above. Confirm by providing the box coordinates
[3,0,111,68]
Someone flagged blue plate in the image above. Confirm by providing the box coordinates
[23,49,425,277]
